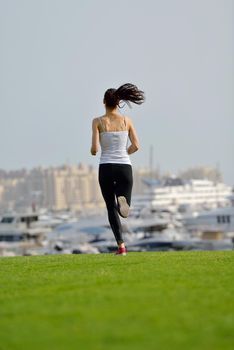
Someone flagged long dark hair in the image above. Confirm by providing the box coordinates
[104,83,145,108]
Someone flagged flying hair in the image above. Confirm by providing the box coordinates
[104,83,145,108]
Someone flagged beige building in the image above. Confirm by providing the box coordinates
[0,178,26,211]
[0,184,4,204]
[0,164,156,213]
[42,164,104,212]
[0,165,103,212]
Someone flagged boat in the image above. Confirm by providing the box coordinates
[132,177,232,213]
[0,212,51,242]
[182,206,234,236]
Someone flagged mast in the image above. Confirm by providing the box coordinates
[149,145,154,179]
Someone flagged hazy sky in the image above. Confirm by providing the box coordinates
[0,0,233,184]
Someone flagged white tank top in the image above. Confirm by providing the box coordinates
[99,117,131,165]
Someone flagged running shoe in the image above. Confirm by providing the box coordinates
[115,247,127,256]
[117,196,130,218]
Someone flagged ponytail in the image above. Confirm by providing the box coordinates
[116,83,145,106]
[104,83,145,108]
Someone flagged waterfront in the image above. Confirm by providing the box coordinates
[1,176,234,257]
[1,207,234,257]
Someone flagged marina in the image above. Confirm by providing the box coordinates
[0,178,233,256]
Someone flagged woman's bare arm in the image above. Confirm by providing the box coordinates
[127,117,140,154]
[90,118,99,155]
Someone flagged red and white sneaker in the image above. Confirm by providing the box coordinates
[115,247,127,256]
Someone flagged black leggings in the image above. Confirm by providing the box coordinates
[99,163,133,244]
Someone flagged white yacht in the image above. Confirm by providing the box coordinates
[132,177,232,213]
[182,206,234,235]
[0,212,51,242]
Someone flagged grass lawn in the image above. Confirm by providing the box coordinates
[0,251,234,350]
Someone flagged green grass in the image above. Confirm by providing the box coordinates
[0,251,234,350]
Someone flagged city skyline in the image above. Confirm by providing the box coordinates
[0,162,231,213]
[1,0,233,184]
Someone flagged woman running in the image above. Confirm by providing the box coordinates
[90,83,145,255]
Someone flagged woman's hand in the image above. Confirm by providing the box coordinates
[90,148,97,155]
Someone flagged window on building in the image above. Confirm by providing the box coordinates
[1,217,14,223]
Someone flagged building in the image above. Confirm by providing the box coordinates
[0,164,104,213]
[133,177,232,211]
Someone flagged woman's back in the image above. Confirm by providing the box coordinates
[98,113,128,133]
[98,115,131,165]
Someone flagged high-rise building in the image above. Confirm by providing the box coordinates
[0,164,104,213]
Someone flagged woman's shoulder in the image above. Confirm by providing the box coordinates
[92,115,105,124]
[123,115,132,121]
[123,115,134,127]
